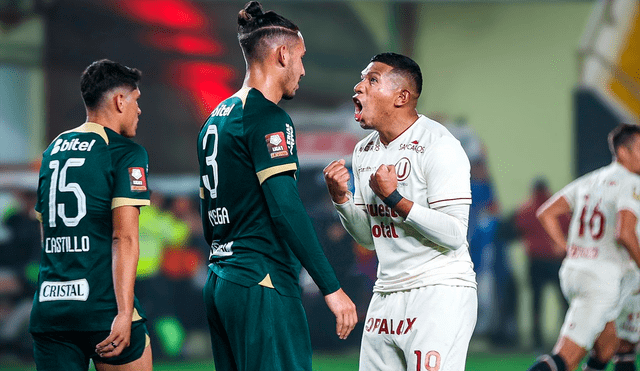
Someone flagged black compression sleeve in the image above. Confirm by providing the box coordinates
[261,173,341,295]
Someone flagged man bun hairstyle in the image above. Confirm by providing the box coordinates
[237,1,300,62]
[608,123,640,158]
[371,52,423,96]
[81,59,141,110]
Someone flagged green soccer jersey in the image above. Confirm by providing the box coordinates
[30,122,150,333]
[198,88,337,298]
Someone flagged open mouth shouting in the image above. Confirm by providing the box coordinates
[353,95,363,122]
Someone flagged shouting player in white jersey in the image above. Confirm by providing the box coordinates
[527,123,640,371]
[324,53,477,371]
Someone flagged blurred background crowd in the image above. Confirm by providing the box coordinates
[1,0,639,366]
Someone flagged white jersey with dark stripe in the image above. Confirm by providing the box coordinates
[351,115,475,292]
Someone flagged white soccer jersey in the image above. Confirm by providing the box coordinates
[349,115,475,293]
[560,162,640,278]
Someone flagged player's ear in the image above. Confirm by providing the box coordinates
[394,89,411,107]
[114,93,125,113]
[276,44,288,67]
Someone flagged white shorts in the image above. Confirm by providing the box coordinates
[559,265,636,349]
[616,270,640,344]
[359,285,477,371]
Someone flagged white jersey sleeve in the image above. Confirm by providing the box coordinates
[617,181,640,217]
[423,136,472,208]
[334,142,375,249]
[405,203,469,250]
[334,196,374,249]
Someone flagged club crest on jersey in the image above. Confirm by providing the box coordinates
[395,157,411,181]
[128,167,147,191]
[265,132,289,159]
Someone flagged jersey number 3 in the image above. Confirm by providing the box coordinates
[201,125,219,199]
[48,158,87,228]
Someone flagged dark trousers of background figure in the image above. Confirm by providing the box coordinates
[529,258,567,350]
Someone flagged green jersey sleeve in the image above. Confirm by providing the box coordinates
[244,104,298,184]
[262,173,341,295]
[110,142,151,208]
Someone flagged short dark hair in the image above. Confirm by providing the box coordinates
[80,59,141,110]
[371,52,422,96]
[237,1,300,63]
[608,123,640,158]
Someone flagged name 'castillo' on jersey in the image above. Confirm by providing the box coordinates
[198,87,305,298]
[30,122,150,333]
[351,115,476,293]
[559,162,640,278]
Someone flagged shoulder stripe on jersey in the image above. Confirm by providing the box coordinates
[50,122,109,146]
[257,163,297,184]
[429,197,472,205]
[34,210,42,223]
[232,87,251,108]
[111,198,151,209]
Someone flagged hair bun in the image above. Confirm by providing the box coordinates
[238,1,263,26]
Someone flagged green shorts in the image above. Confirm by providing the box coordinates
[32,321,149,371]
[203,271,312,371]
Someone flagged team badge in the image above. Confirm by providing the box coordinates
[395,157,411,181]
[128,167,148,191]
[265,132,289,158]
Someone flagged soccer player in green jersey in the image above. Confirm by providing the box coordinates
[30,59,153,371]
[197,2,358,370]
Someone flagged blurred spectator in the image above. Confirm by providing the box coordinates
[136,191,191,358]
[513,177,569,350]
[0,189,41,359]
[164,195,208,333]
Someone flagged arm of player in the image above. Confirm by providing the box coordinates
[536,194,570,255]
[262,173,358,339]
[96,205,140,358]
[369,164,468,250]
[324,159,374,249]
[616,209,640,269]
[404,204,469,250]
[199,189,214,247]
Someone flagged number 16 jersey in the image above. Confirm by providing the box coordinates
[559,162,640,279]
[30,122,150,333]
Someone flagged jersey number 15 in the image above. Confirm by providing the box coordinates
[48,158,87,228]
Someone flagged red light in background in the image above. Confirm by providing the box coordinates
[113,0,207,30]
[144,32,224,56]
[168,61,237,119]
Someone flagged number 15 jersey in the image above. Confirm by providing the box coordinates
[559,162,640,278]
[30,122,150,333]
